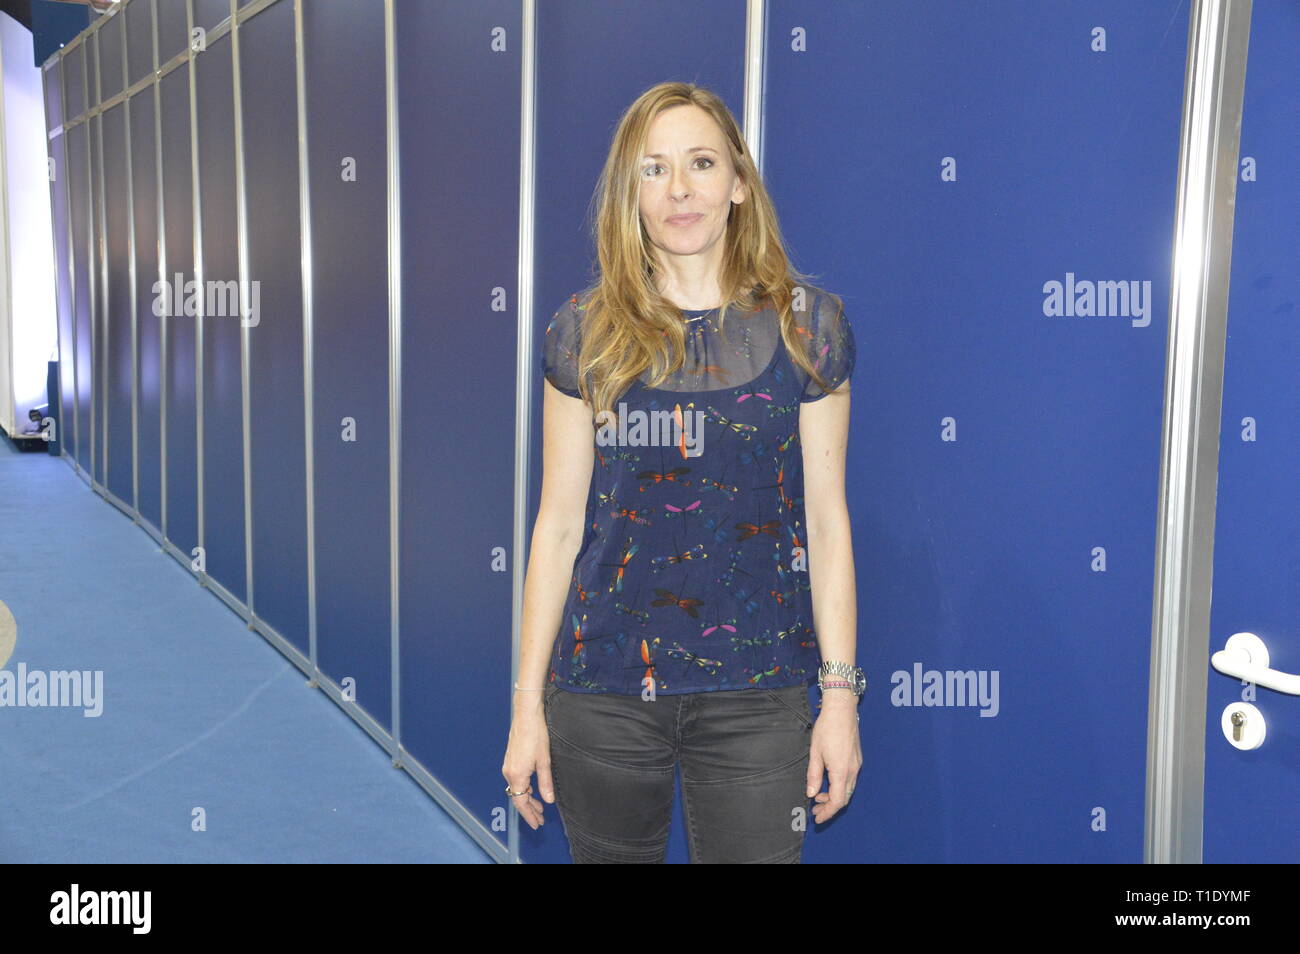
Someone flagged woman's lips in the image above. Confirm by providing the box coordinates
[666,213,703,226]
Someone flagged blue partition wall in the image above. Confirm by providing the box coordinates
[64,33,85,116]
[303,0,392,732]
[97,7,123,101]
[62,42,89,478]
[159,65,198,558]
[156,0,187,66]
[39,0,522,864]
[41,42,63,128]
[89,43,104,487]
[131,85,161,530]
[123,0,152,88]
[240,0,309,655]
[1202,1,1300,864]
[67,119,92,476]
[99,19,132,501]
[194,0,230,35]
[396,0,519,855]
[195,29,247,602]
[759,0,1190,863]
[45,64,75,463]
[101,100,133,504]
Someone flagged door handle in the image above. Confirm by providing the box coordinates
[1211,632,1300,695]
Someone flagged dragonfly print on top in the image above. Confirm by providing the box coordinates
[541,286,856,695]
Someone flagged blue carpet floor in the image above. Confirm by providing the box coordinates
[0,439,490,863]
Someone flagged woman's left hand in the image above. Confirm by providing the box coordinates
[806,690,862,824]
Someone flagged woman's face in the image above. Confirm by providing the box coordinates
[637,104,747,268]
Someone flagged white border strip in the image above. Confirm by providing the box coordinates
[1145,0,1251,864]
[293,0,319,686]
[122,7,139,516]
[507,0,538,866]
[743,0,766,173]
[231,0,255,616]
[384,0,403,762]
[189,0,206,564]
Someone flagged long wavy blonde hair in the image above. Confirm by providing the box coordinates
[570,81,841,420]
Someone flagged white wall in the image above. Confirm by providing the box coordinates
[0,10,58,438]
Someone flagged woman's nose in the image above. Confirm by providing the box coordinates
[669,168,689,199]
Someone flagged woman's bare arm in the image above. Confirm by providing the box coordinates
[799,381,862,822]
[800,383,856,679]
[516,379,596,691]
[504,378,595,829]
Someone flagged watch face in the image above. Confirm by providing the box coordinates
[854,671,867,695]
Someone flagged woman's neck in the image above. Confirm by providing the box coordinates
[655,278,722,312]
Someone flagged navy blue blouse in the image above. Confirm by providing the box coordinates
[541,286,855,695]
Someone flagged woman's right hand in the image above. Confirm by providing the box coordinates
[502,692,554,830]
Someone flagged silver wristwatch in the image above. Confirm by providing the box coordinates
[818,660,866,697]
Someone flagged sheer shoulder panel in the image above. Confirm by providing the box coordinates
[541,294,583,398]
[542,289,854,398]
[795,288,856,402]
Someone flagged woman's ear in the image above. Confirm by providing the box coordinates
[732,176,748,205]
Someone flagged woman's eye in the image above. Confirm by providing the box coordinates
[643,157,714,177]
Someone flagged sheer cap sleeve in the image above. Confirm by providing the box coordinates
[798,289,856,402]
[541,294,583,398]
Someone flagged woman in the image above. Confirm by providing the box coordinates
[503,82,863,863]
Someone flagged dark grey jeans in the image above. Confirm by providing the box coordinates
[543,682,813,863]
